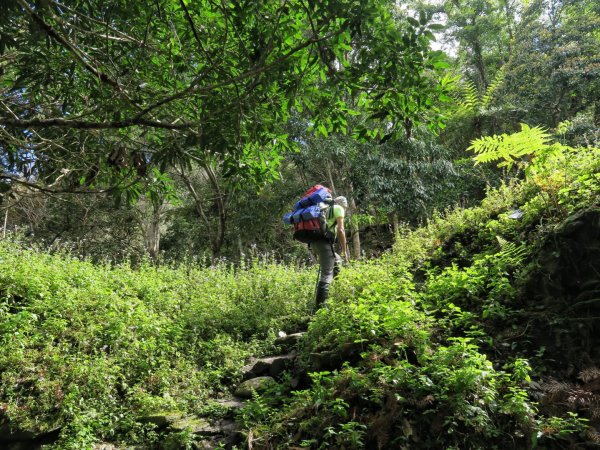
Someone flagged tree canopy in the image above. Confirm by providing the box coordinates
[0,0,450,200]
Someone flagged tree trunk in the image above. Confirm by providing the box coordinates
[203,164,227,258]
[237,234,244,262]
[469,17,487,90]
[175,163,227,260]
[391,212,400,236]
[348,182,361,260]
[2,208,8,238]
[145,202,162,260]
[326,162,337,193]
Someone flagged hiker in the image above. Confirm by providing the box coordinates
[283,186,350,309]
[311,195,350,309]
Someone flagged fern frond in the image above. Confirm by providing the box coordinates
[579,367,600,383]
[542,380,571,394]
[495,242,527,267]
[496,235,508,247]
[468,123,551,168]
[456,80,479,114]
[482,68,506,109]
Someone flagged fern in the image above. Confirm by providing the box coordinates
[454,69,505,116]
[468,123,552,169]
[579,367,600,384]
[481,68,506,109]
[458,80,479,114]
[498,241,527,265]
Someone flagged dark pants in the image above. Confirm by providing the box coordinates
[311,240,342,309]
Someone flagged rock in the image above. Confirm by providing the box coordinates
[267,353,296,377]
[92,444,121,450]
[137,412,183,429]
[310,342,363,371]
[234,376,275,398]
[290,376,299,389]
[242,358,270,379]
[523,208,600,367]
[211,398,246,418]
[310,350,342,371]
[170,416,216,435]
[0,424,36,442]
[217,419,239,433]
[191,420,242,449]
[196,398,246,424]
[274,332,305,350]
[213,398,246,410]
[242,354,296,379]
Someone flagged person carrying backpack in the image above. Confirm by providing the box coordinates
[311,195,350,309]
[283,186,350,310]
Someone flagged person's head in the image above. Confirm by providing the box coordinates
[334,196,348,208]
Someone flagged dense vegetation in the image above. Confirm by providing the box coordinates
[1,0,599,448]
[1,131,599,448]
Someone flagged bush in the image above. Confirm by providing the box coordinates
[0,242,313,447]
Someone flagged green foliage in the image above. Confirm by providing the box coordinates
[503,0,600,131]
[302,259,429,355]
[468,123,551,169]
[469,125,600,215]
[2,129,599,448]
[454,67,507,122]
[0,241,313,446]
[245,137,600,448]
[423,242,527,324]
[0,0,451,198]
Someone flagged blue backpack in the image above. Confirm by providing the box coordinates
[283,185,335,244]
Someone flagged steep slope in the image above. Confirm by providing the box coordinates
[241,144,600,449]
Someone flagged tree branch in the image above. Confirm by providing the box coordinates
[16,0,120,89]
[50,0,149,48]
[133,30,341,120]
[16,0,142,110]
[0,116,191,130]
[0,173,142,196]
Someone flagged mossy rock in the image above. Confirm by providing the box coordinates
[234,376,275,398]
[170,416,215,435]
[137,412,184,429]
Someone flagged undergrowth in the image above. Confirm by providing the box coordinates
[240,139,599,448]
[0,246,314,448]
[1,136,598,448]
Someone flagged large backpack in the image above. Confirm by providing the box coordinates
[283,185,335,244]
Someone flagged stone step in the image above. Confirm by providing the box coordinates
[309,342,364,371]
[234,376,276,399]
[212,398,246,410]
[196,426,242,450]
[242,353,296,380]
[170,416,217,435]
[274,332,305,350]
[172,418,242,449]
[209,398,247,419]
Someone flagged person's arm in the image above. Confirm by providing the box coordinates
[336,216,350,262]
